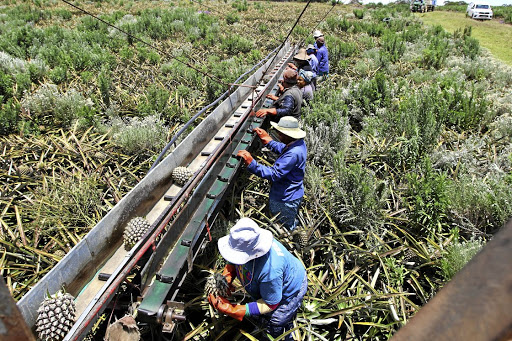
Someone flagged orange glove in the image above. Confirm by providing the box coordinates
[266,94,279,101]
[208,294,246,321]
[255,108,277,118]
[222,264,236,295]
[222,264,236,284]
[237,150,253,166]
[253,128,272,145]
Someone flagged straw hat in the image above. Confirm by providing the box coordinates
[293,48,311,61]
[270,116,306,140]
[218,218,273,265]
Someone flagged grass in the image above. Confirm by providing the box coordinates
[415,11,512,65]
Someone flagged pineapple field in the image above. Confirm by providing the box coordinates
[1,0,512,339]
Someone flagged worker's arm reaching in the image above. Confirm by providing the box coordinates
[208,295,278,321]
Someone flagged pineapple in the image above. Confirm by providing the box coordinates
[123,217,151,251]
[292,228,309,248]
[17,164,33,175]
[204,272,231,297]
[172,166,194,186]
[403,248,421,264]
[35,291,76,341]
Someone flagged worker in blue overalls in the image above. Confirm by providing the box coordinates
[236,116,307,231]
[208,217,308,340]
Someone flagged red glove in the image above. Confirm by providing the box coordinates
[222,264,236,284]
[237,150,253,166]
[253,128,272,145]
[222,264,236,295]
[255,108,277,118]
[208,294,246,321]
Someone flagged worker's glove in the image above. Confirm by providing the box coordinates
[266,94,279,101]
[237,150,254,166]
[208,294,246,321]
[255,108,277,118]
[221,264,237,295]
[253,128,272,145]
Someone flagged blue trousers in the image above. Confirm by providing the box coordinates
[255,276,308,340]
[269,197,302,231]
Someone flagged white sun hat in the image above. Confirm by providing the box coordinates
[270,116,306,140]
[313,30,324,39]
[218,218,273,265]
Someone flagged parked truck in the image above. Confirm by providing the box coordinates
[410,0,436,12]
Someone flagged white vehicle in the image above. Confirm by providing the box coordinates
[466,2,493,20]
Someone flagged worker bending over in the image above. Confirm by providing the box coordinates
[255,69,303,121]
[209,218,308,340]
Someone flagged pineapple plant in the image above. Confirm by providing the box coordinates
[172,166,194,186]
[123,217,151,251]
[35,291,76,341]
[204,272,231,297]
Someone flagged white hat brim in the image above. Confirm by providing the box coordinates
[218,225,273,265]
[270,121,307,139]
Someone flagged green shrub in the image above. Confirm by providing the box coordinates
[0,98,20,135]
[326,16,351,32]
[226,12,240,25]
[353,9,365,19]
[305,117,351,166]
[0,72,13,101]
[49,66,67,84]
[440,239,484,281]
[304,86,348,127]
[380,30,405,63]
[422,36,450,69]
[21,84,96,128]
[329,161,386,239]
[350,72,391,116]
[232,0,248,12]
[98,69,112,107]
[405,160,451,237]
[101,115,168,155]
[220,35,253,55]
[448,173,512,233]
[137,85,170,116]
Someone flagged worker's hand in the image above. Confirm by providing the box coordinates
[208,294,246,321]
[237,150,253,166]
[253,128,272,145]
[277,83,285,92]
[266,94,279,101]
[255,108,277,118]
[287,62,298,70]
